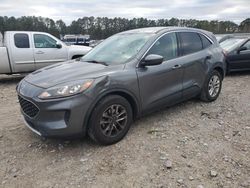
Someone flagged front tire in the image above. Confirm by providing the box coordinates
[200,70,222,102]
[88,95,133,145]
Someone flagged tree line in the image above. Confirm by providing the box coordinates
[0,16,250,39]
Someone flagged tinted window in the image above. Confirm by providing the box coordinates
[14,34,30,48]
[34,34,57,48]
[147,32,178,61]
[243,40,250,50]
[179,32,202,55]
[200,34,212,49]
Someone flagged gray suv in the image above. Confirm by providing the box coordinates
[17,27,226,145]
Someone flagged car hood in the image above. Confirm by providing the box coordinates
[24,60,124,88]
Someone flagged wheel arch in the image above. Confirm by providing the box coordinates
[213,66,225,80]
[82,89,140,135]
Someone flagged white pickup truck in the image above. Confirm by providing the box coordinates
[0,31,92,74]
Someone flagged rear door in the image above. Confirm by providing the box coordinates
[136,32,184,113]
[9,32,35,73]
[177,32,212,99]
[33,33,68,69]
[228,40,250,70]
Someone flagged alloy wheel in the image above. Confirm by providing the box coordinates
[208,75,221,98]
[100,104,128,137]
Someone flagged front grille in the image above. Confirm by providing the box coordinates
[18,96,39,118]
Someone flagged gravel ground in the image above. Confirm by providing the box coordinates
[0,73,249,188]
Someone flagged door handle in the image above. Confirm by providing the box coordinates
[36,51,44,54]
[172,64,182,69]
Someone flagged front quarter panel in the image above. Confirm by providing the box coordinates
[85,66,140,109]
[81,65,140,134]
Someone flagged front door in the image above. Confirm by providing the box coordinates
[33,33,68,69]
[136,32,184,113]
[228,40,250,70]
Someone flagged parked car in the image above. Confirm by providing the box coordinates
[62,34,90,46]
[17,27,226,145]
[0,31,92,74]
[220,36,250,73]
[216,33,250,43]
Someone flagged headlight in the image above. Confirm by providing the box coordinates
[38,79,93,99]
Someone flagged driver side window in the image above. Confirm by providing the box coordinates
[34,34,57,48]
[243,40,250,50]
[147,32,178,61]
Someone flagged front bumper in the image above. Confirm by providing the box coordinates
[17,81,93,138]
[23,117,42,136]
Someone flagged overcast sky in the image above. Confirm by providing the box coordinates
[0,0,249,25]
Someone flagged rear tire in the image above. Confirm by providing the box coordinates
[200,70,222,102]
[88,95,133,145]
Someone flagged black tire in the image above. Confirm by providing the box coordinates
[88,95,133,145]
[200,70,222,102]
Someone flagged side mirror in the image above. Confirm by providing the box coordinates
[141,54,164,67]
[238,46,247,53]
[56,43,62,49]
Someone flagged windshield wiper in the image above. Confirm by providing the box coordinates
[84,60,108,66]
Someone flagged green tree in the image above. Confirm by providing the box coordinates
[56,19,67,36]
[239,18,250,32]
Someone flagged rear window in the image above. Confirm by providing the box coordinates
[179,32,202,55]
[14,33,30,48]
[199,34,212,49]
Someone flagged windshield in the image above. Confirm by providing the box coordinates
[81,33,153,65]
[220,38,245,52]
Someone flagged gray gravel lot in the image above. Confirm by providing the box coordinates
[0,73,249,188]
